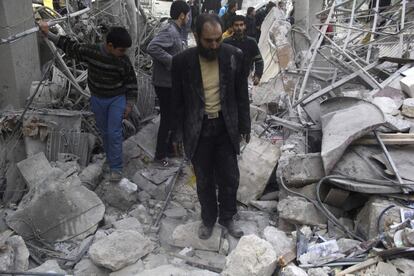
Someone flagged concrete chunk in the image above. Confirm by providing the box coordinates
[263,226,294,258]
[372,97,399,115]
[113,217,143,234]
[376,262,398,276]
[6,235,29,271]
[110,260,145,276]
[74,258,110,276]
[29,260,66,274]
[170,221,222,252]
[278,196,326,226]
[280,264,308,276]
[89,230,155,271]
[98,178,138,211]
[402,98,414,118]
[222,235,277,276]
[280,153,324,188]
[400,75,414,97]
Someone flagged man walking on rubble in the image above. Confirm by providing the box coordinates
[223,15,263,86]
[39,22,137,183]
[171,14,251,239]
[147,1,190,166]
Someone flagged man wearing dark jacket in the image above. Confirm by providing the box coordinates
[224,15,263,85]
[245,7,257,39]
[201,0,221,14]
[147,1,190,165]
[171,14,251,239]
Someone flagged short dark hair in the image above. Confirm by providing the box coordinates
[266,1,276,12]
[247,7,255,16]
[170,0,190,20]
[106,27,132,48]
[195,13,222,37]
[228,1,237,10]
[232,15,246,25]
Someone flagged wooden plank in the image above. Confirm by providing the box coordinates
[336,258,378,276]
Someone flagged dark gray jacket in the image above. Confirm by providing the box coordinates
[171,44,251,159]
[147,21,184,88]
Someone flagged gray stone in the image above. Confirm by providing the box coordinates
[129,205,152,225]
[280,264,308,276]
[279,183,318,201]
[390,258,414,274]
[89,230,155,271]
[278,196,326,226]
[250,201,278,212]
[237,136,281,204]
[307,267,330,276]
[132,172,166,200]
[8,153,105,242]
[170,221,222,252]
[164,206,187,219]
[137,191,151,203]
[372,97,399,115]
[74,258,110,276]
[280,153,325,188]
[98,178,138,211]
[140,167,179,185]
[136,264,219,276]
[79,159,105,190]
[222,235,277,276]
[110,260,145,276]
[376,262,398,276]
[6,235,29,271]
[336,238,360,253]
[328,217,354,239]
[142,253,169,270]
[402,98,414,118]
[384,115,411,132]
[29,260,66,274]
[113,217,143,233]
[263,226,294,258]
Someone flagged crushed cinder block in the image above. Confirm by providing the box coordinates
[279,153,325,188]
[402,98,414,118]
[222,234,277,276]
[113,217,143,234]
[97,178,138,211]
[74,258,111,276]
[89,230,155,271]
[263,226,294,258]
[110,260,145,276]
[237,136,281,204]
[278,196,326,226]
[376,261,398,276]
[29,260,66,274]
[280,264,308,276]
[250,200,278,212]
[135,264,219,276]
[170,221,222,252]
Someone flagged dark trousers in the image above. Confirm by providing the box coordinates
[191,116,240,227]
[154,86,173,160]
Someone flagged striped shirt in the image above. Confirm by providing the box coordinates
[55,36,138,104]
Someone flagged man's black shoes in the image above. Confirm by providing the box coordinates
[198,223,214,240]
[219,220,244,238]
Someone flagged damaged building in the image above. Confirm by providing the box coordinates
[0,0,414,275]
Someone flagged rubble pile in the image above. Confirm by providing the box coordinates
[1,0,414,275]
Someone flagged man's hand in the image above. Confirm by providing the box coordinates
[124,103,133,119]
[253,75,260,86]
[38,21,49,36]
[240,133,250,144]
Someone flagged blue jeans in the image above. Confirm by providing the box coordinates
[90,95,126,172]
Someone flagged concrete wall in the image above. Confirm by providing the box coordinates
[0,0,41,110]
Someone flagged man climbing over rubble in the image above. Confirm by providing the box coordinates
[223,15,263,86]
[147,0,190,166]
[39,23,138,182]
[171,14,251,240]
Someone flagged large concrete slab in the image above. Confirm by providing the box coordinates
[237,136,281,205]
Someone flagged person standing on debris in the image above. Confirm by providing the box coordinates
[223,15,263,86]
[38,23,138,182]
[147,1,190,166]
[245,7,257,39]
[171,14,251,239]
[201,0,221,14]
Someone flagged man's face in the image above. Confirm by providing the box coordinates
[197,22,222,60]
[179,12,190,27]
[107,43,128,57]
[233,20,246,37]
[231,4,238,12]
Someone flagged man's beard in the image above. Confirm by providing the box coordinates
[198,43,219,61]
[234,30,244,39]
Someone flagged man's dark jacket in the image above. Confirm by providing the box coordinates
[171,44,251,159]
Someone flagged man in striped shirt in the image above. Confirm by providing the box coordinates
[39,23,138,182]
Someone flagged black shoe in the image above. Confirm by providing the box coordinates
[219,220,244,238]
[198,222,214,240]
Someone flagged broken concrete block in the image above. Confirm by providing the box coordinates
[135,264,219,276]
[250,105,267,123]
[16,152,54,188]
[278,196,326,226]
[194,250,226,269]
[402,98,414,118]
[140,167,179,185]
[6,235,29,271]
[260,191,279,201]
[89,230,155,271]
[280,153,324,188]
[307,267,331,276]
[237,136,281,204]
[110,260,145,276]
[263,226,294,258]
[129,204,152,225]
[336,238,360,253]
[328,217,354,239]
[74,258,111,276]
[142,253,169,270]
[376,261,398,276]
[355,198,403,240]
[164,206,187,219]
[170,221,222,252]
[400,75,414,97]
[372,97,399,115]
[79,159,104,190]
[29,260,66,274]
[113,217,143,234]
[280,264,308,276]
[8,154,105,242]
[222,235,277,276]
[132,172,166,200]
[250,201,278,212]
[98,178,138,211]
[390,258,414,274]
[384,114,411,132]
